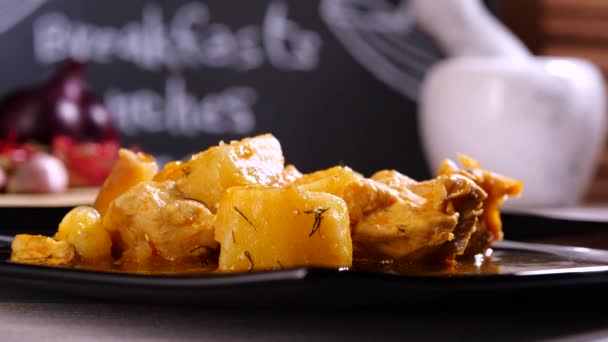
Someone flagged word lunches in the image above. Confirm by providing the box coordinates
[105,78,257,138]
[32,1,323,137]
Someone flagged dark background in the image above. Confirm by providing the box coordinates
[0,0,497,180]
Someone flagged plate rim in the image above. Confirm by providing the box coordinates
[3,237,608,305]
[2,249,608,291]
[0,187,99,208]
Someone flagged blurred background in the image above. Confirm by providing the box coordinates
[0,0,606,206]
[500,0,608,203]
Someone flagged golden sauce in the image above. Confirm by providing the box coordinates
[353,252,500,276]
[71,257,219,276]
[67,254,501,276]
[354,249,606,276]
[5,248,603,276]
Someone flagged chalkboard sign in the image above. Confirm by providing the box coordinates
[0,0,495,180]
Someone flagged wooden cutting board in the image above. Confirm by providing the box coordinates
[0,187,99,207]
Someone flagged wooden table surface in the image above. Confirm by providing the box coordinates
[1,206,608,341]
[0,297,606,341]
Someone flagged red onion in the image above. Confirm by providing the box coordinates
[0,59,118,144]
[0,87,49,143]
[81,92,118,141]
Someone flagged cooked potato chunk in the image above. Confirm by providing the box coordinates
[94,148,158,217]
[277,164,303,186]
[54,206,112,263]
[214,186,352,272]
[294,166,363,194]
[176,134,286,212]
[11,235,75,266]
[103,180,217,263]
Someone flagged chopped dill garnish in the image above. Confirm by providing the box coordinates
[396,224,407,233]
[231,230,236,244]
[234,206,256,231]
[304,207,330,237]
[244,250,254,272]
[181,165,192,176]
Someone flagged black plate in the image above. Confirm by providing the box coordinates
[3,212,608,308]
[2,239,608,308]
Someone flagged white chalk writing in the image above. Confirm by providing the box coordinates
[105,75,257,137]
[33,1,322,72]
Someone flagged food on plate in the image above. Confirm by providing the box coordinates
[103,180,216,263]
[54,205,112,263]
[10,235,75,266]
[215,186,352,272]
[0,59,120,192]
[9,134,523,274]
[169,134,289,213]
[93,148,158,217]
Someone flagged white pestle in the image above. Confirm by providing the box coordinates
[410,0,531,58]
[412,0,607,208]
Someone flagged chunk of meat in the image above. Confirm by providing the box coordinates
[425,174,487,262]
[356,155,521,264]
[354,172,486,264]
[437,155,523,255]
[351,200,457,261]
[11,235,75,266]
[369,170,421,203]
[341,178,401,225]
[102,181,217,263]
[294,164,489,264]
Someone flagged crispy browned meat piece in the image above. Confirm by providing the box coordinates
[416,173,487,264]
[437,155,523,256]
[352,155,521,265]
[354,171,485,264]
